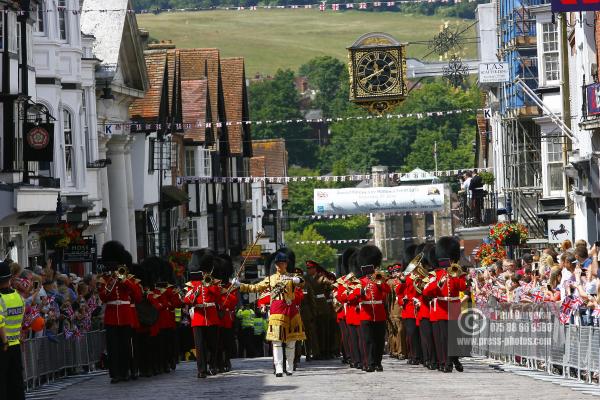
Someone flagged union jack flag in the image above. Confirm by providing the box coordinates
[332,3,340,10]
[373,1,381,5]
[386,1,395,5]
[560,297,573,314]
[531,290,544,303]
[592,308,600,318]
[346,3,354,8]
[359,2,367,8]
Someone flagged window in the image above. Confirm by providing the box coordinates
[541,23,559,83]
[148,138,155,172]
[58,0,67,41]
[185,148,196,176]
[0,13,4,51]
[188,219,199,248]
[7,13,17,53]
[16,22,21,62]
[546,137,563,193]
[200,148,211,177]
[34,3,45,34]
[425,213,435,238]
[82,90,92,163]
[63,109,74,183]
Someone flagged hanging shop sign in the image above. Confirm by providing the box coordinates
[478,62,509,84]
[551,0,600,12]
[586,82,600,116]
[314,184,444,215]
[63,238,96,263]
[23,123,54,162]
[547,219,573,244]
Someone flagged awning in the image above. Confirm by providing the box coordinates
[161,185,189,208]
[0,213,45,228]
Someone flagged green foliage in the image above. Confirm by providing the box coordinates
[284,226,338,270]
[320,81,480,173]
[248,70,318,167]
[299,56,348,115]
[479,171,495,186]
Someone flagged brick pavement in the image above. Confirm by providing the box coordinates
[53,356,593,400]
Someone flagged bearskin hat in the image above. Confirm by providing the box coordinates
[101,240,128,269]
[356,245,382,278]
[435,236,461,264]
[341,247,358,276]
[403,244,418,267]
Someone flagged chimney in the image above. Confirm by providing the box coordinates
[138,29,150,50]
[147,40,176,50]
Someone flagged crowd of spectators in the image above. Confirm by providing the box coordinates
[4,259,102,342]
[472,239,600,325]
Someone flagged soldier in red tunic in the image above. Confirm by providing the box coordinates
[216,254,238,373]
[349,245,390,372]
[184,260,221,378]
[98,241,142,384]
[423,236,467,373]
[344,249,364,370]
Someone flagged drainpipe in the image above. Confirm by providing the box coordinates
[559,14,572,215]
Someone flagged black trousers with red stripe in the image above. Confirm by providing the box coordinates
[347,324,363,367]
[403,318,422,363]
[360,320,386,368]
[338,319,352,362]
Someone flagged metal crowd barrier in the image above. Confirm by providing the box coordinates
[21,330,106,391]
[470,304,600,383]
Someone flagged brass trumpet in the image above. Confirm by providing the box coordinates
[116,265,129,280]
[202,271,215,286]
[373,270,389,284]
[447,263,465,278]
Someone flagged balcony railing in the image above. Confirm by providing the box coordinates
[458,190,498,228]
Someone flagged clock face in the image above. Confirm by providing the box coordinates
[355,50,400,95]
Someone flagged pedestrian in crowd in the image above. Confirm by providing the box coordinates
[469,170,484,224]
[236,303,256,358]
[0,261,25,400]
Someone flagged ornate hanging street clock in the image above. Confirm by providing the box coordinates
[348,33,408,114]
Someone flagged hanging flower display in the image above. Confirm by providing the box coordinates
[489,222,528,246]
[474,243,507,267]
[40,223,83,248]
[168,251,192,278]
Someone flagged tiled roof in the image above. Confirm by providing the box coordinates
[178,49,221,142]
[129,51,166,119]
[250,156,266,177]
[221,57,246,155]
[251,139,287,177]
[181,79,208,143]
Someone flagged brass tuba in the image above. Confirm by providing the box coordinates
[405,254,429,294]
[447,263,466,278]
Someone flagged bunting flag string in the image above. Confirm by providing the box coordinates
[100,107,479,134]
[294,236,433,245]
[177,166,491,184]
[9,0,478,14]
[246,211,434,220]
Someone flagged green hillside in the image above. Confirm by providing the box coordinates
[137,9,477,75]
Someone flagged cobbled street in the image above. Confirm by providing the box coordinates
[36,356,595,400]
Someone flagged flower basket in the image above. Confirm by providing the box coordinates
[167,251,192,279]
[40,223,82,249]
[474,243,507,267]
[489,222,528,246]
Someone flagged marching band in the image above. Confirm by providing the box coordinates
[98,235,470,382]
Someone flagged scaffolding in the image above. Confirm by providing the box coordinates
[497,0,549,238]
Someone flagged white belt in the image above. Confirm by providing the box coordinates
[437,297,460,301]
[303,291,308,295]
[316,294,326,299]
[107,300,130,305]
[360,300,383,305]
[326,299,333,303]
[195,303,216,308]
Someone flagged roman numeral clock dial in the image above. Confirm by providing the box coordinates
[347,33,408,114]
[356,51,399,94]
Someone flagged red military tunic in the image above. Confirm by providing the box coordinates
[349,277,390,322]
[423,269,467,321]
[161,286,183,330]
[184,281,221,327]
[219,284,239,329]
[396,274,419,321]
[335,283,347,322]
[99,276,142,326]
[256,291,271,313]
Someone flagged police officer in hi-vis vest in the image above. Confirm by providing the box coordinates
[0,261,25,400]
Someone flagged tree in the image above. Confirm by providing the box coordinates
[404,127,474,171]
[284,226,338,271]
[299,56,347,115]
[248,69,318,167]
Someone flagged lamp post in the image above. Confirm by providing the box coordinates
[56,194,65,273]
